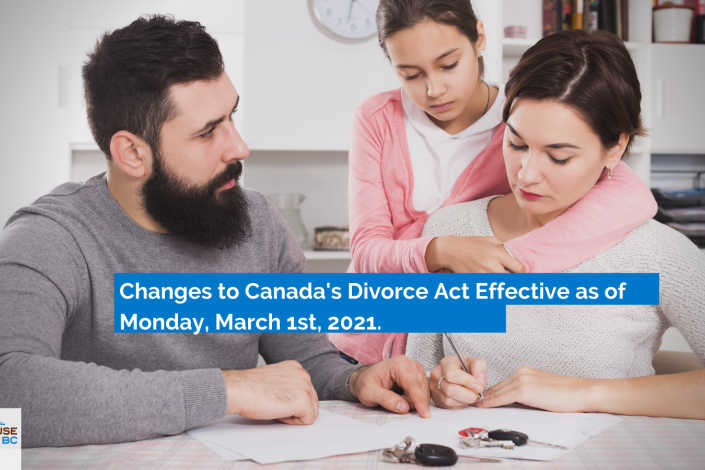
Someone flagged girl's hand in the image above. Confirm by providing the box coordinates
[425,236,525,273]
[477,366,597,413]
[429,355,487,409]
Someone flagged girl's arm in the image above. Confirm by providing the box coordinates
[504,161,657,273]
[348,107,433,273]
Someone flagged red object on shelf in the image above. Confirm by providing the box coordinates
[504,25,527,38]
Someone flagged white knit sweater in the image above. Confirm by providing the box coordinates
[407,196,705,387]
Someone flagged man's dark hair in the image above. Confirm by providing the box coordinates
[82,15,224,160]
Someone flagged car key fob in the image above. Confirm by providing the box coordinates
[487,429,528,446]
[414,443,458,466]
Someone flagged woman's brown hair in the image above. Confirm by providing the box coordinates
[503,29,646,157]
[376,0,484,78]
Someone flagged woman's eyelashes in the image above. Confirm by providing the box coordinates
[509,141,572,165]
[549,154,571,165]
[508,141,528,151]
[402,61,459,81]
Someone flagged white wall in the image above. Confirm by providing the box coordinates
[243,0,398,150]
[0,1,71,226]
[243,150,349,237]
[502,0,543,40]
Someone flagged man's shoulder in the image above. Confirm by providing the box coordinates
[242,188,277,224]
[5,175,104,229]
[241,188,286,238]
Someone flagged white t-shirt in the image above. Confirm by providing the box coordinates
[401,82,505,215]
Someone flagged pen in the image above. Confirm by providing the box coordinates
[443,333,485,403]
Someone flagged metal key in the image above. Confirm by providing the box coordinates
[382,436,418,464]
[487,429,569,451]
[459,437,516,450]
[384,436,502,465]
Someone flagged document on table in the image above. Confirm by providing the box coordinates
[188,409,401,464]
[188,404,621,463]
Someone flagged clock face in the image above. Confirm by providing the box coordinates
[310,0,380,42]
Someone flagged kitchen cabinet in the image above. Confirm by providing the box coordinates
[0,0,71,226]
[651,44,705,154]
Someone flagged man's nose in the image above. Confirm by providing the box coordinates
[222,122,249,163]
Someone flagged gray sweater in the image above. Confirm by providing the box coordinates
[408,196,705,386]
[0,174,359,448]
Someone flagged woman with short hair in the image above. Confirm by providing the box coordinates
[406,29,705,419]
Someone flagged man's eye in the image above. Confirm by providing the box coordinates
[200,127,215,139]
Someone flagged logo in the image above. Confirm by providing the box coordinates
[0,414,19,446]
[0,423,18,445]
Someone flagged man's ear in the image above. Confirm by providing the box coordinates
[605,133,630,171]
[110,131,151,179]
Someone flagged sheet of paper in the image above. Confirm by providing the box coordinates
[188,409,401,464]
[189,404,621,463]
[195,439,248,461]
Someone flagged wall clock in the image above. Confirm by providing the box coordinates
[308,0,380,43]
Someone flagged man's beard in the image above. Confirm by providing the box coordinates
[141,154,252,249]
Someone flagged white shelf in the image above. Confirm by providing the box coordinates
[303,250,351,261]
[624,42,647,51]
[652,148,705,155]
[502,37,538,57]
[70,142,100,151]
[503,38,647,58]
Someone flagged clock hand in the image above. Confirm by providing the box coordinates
[347,0,355,23]
[352,0,373,17]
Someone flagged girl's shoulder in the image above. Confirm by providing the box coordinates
[355,88,402,119]
[422,196,500,238]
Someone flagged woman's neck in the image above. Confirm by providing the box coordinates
[487,193,570,243]
[428,82,498,135]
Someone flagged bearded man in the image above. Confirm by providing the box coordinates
[0,15,430,448]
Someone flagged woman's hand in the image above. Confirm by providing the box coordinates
[425,236,525,273]
[429,355,487,409]
[477,366,596,413]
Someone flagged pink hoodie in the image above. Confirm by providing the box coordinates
[329,89,657,364]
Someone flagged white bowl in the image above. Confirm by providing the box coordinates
[654,6,694,43]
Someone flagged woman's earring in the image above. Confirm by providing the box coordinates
[608,166,613,179]
[480,50,484,57]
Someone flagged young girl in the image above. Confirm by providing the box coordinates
[330,0,656,364]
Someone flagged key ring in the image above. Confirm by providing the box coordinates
[382,436,416,463]
[438,376,446,390]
